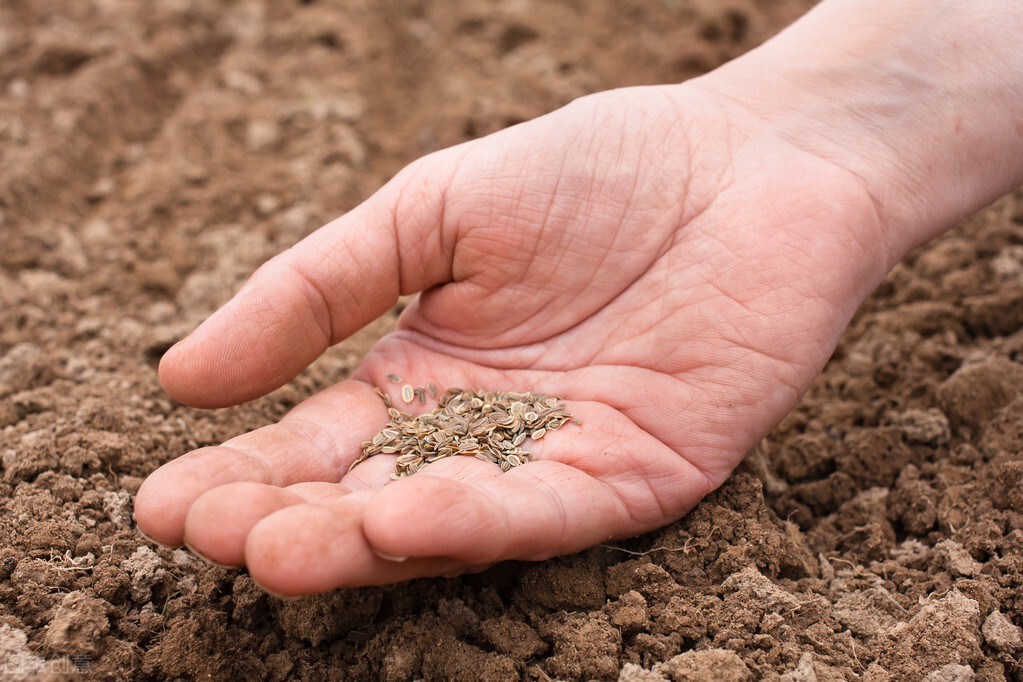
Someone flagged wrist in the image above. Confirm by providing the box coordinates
[694,0,1023,261]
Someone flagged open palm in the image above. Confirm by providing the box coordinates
[134,83,890,595]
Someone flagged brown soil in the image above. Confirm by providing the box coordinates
[2,0,1022,680]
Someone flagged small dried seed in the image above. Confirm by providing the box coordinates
[353,387,577,478]
[386,374,403,383]
[428,383,438,398]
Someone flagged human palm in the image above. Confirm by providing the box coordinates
[135,84,889,595]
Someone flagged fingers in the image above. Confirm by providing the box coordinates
[134,446,275,547]
[181,473,481,592]
[133,379,387,545]
[184,482,306,567]
[181,463,399,567]
[138,342,554,558]
[244,500,469,594]
[159,157,458,408]
[179,402,715,593]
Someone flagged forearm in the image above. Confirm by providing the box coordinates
[695,0,1023,261]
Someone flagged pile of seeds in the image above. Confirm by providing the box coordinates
[350,387,578,479]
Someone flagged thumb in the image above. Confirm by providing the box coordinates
[159,157,455,408]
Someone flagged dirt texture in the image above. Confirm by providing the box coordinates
[2,0,1023,680]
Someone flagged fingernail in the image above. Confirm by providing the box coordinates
[372,548,409,562]
[136,527,181,550]
[183,540,242,569]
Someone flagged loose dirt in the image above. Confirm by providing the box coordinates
[2,0,1022,680]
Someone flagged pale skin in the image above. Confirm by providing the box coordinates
[134,0,1023,595]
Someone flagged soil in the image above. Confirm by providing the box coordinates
[2,0,1022,680]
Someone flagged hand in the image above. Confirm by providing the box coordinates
[135,0,1022,596]
[134,81,892,595]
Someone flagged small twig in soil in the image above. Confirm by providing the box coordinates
[47,550,94,571]
[599,525,722,556]
[529,665,554,682]
[823,555,858,570]
[597,543,690,556]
